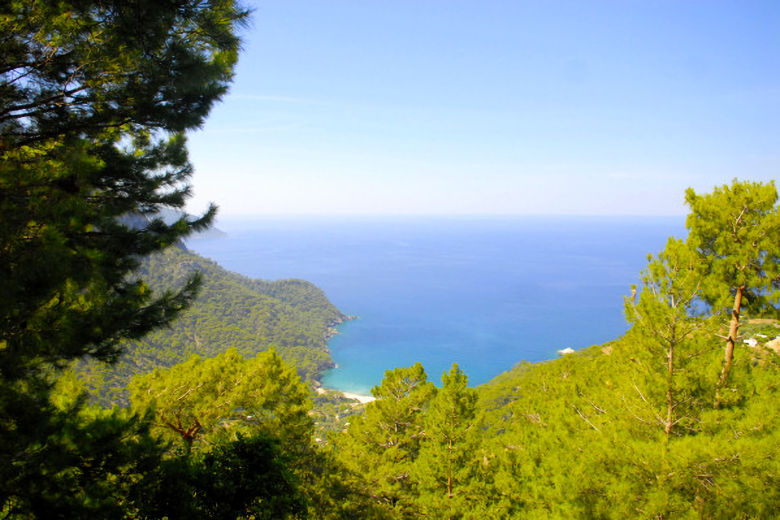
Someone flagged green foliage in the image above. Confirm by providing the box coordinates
[1,0,246,380]
[333,363,436,519]
[130,349,383,519]
[415,364,486,520]
[80,245,346,405]
[685,179,780,314]
[301,449,395,520]
[624,238,717,437]
[129,348,312,453]
[471,336,780,518]
[311,389,367,439]
[0,0,247,515]
[1,374,173,519]
[190,434,306,520]
[685,179,780,391]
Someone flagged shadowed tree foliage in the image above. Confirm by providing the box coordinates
[0,0,248,515]
[1,0,247,379]
[191,434,307,520]
[1,374,173,518]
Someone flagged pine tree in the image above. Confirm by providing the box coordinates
[129,348,312,454]
[334,363,436,518]
[684,179,779,403]
[191,433,307,520]
[0,1,247,514]
[415,363,483,520]
[1,0,247,379]
[624,238,715,439]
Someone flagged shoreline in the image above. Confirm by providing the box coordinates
[315,386,376,404]
[324,313,358,342]
[319,314,371,402]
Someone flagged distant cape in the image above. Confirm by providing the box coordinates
[117,208,227,241]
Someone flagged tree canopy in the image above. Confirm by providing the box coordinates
[129,348,312,452]
[0,0,248,515]
[685,179,779,394]
[1,0,246,378]
[78,245,346,406]
[2,2,779,516]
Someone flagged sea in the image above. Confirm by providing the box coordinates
[189,215,685,394]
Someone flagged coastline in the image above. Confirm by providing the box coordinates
[325,313,357,342]
[315,386,376,404]
[320,313,357,380]
[319,314,373,403]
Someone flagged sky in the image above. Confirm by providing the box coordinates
[185,0,780,217]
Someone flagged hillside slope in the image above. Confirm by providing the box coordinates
[79,245,348,404]
[473,328,780,518]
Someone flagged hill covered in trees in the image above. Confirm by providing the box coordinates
[3,1,779,517]
[78,244,349,404]
[323,178,780,518]
[15,173,780,518]
[329,325,779,519]
[112,305,779,518]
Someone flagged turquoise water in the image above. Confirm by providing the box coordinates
[189,216,684,394]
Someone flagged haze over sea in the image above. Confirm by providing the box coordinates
[190,216,684,395]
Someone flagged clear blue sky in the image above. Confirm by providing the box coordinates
[185,0,779,216]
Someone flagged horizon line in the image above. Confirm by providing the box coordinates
[204,212,687,219]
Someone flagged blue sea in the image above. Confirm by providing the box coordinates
[189,216,685,394]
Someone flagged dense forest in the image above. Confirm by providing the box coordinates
[1,1,779,518]
[77,243,348,405]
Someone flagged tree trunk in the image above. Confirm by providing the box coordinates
[447,437,453,498]
[716,286,744,406]
[665,340,674,438]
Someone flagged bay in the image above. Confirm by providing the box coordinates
[189,215,684,394]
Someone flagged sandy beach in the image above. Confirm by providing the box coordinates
[316,387,376,404]
[340,391,376,404]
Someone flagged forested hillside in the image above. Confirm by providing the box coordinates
[78,244,348,404]
[327,325,779,519]
[3,1,779,517]
[26,179,780,518]
[477,332,779,517]
[326,179,780,518]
